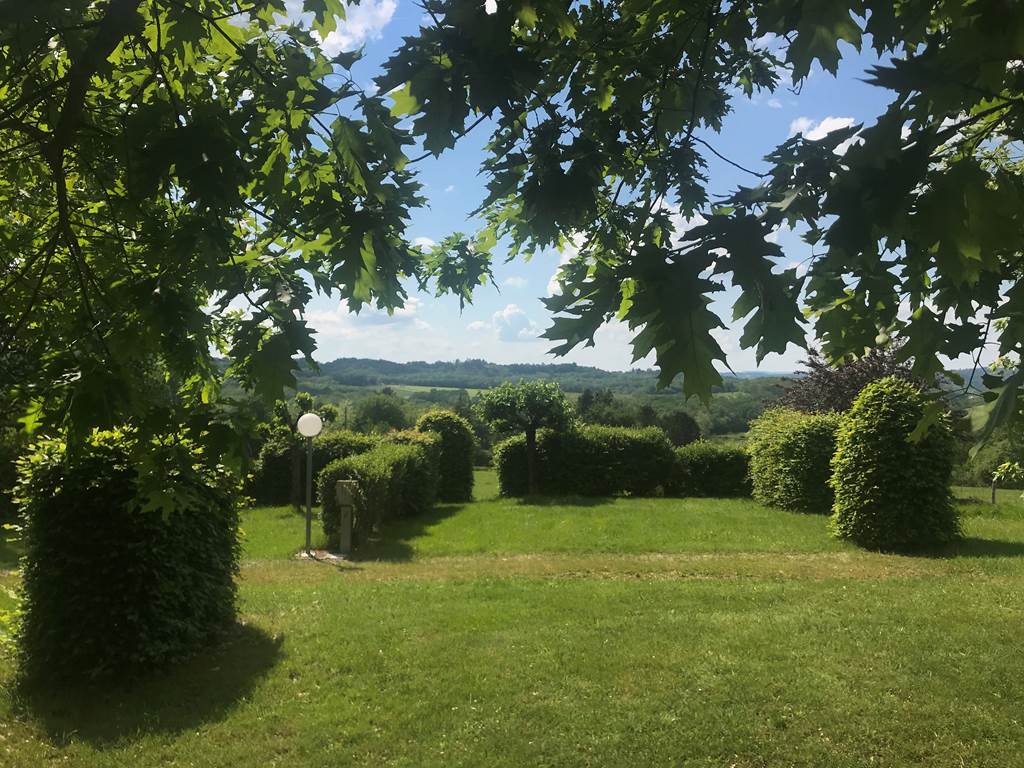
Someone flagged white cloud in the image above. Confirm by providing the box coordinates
[503,276,528,288]
[413,236,436,249]
[307,296,428,339]
[313,0,397,55]
[788,116,814,136]
[484,0,498,14]
[444,184,455,193]
[493,303,541,342]
[466,320,489,332]
[767,98,782,109]
[789,115,860,154]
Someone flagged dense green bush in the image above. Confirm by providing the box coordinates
[381,430,442,516]
[319,440,437,546]
[13,429,241,682]
[747,409,841,513]
[667,442,751,497]
[249,428,379,505]
[416,410,476,501]
[830,377,960,550]
[494,425,675,497]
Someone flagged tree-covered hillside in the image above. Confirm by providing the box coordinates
[306,357,790,395]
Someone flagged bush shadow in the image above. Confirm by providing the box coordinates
[922,537,1024,559]
[513,494,610,508]
[351,503,465,562]
[17,623,282,748]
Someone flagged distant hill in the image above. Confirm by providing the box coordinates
[301,357,793,395]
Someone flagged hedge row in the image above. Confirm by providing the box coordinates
[494,425,676,497]
[318,434,441,546]
[13,429,241,682]
[667,442,751,497]
[248,429,379,505]
[747,409,841,514]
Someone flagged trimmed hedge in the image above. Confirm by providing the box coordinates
[747,408,841,513]
[667,442,751,497]
[416,410,475,501]
[830,377,960,550]
[494,425,676,497]
[381,430,442,516]
[249,428,379,505]
[319,438,439,546]
[13,429,241,682]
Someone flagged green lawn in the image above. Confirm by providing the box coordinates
[2,472,1023,766]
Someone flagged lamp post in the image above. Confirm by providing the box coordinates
[296,412,323,555]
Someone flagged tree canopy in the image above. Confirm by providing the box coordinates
[0,0,486,452]
[3,0,1022,456]
[381,0,1024,428]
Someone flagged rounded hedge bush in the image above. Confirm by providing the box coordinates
[830,377,960,550]
[747,409,841,513]
[416,410,475,502]
[13,428,241,682]
[667,442,751,497]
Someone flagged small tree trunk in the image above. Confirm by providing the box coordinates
[525,426,539,496]
[992,477,998,505]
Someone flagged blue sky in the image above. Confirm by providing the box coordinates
[297,2,899,373]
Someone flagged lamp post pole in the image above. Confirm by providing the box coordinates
[296,412,324,557]
[305,435,313,555]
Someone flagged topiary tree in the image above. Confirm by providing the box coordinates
[830,377,960,550]
[475,381,573,495]
[416,410,476,502]
[747,409,841,514]
[13,428,241,682]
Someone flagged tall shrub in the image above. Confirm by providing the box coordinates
[830,377,960,550]
[747,409,841,513]
[416,410,475,501]
[13,429,241,682]
[667,442,751,497]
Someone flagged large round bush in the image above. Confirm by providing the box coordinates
[830,377,960,550]
[747,409,841,513]
[416,410,475,502]
[13,429,241,682]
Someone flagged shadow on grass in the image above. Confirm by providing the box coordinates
[514,495,610,508]
[351,503,465,562]
[926,537,1024,559]
[18,624,282,747]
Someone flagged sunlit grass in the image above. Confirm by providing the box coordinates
[1,470,1023,767]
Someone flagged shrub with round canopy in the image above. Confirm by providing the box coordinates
[830,377,960,550]
[416,410,476,502]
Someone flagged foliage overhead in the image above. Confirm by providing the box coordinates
[0,0,486,449]
[380,0,1024,426]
